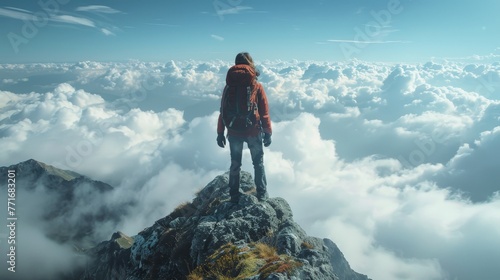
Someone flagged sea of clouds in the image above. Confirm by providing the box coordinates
[1,59,500,279]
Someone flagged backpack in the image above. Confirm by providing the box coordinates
[220,65,260,131]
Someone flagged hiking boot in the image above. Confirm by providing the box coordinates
[256,192,268,202]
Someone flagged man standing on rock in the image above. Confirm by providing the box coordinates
[217,52,272,203]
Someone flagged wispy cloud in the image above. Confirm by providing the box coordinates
[4,6,32,14]
[101,28,115,36]
[0,7,37,21]
[146,23,180,27]
[0,6,120,36]
[216,6,252,16]
[433,53,500,63]
[52,14,95,27]
[327,39,411,44]
[76,5,122,14]
[364,24,399,33]
[210,34,224,41]
[0,7,96,28]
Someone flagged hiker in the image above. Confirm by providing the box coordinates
[217,52,272,203]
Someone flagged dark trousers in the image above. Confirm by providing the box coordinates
[228,134,267,197]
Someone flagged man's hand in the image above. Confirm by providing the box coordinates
[217,134,226,148]
[263,133,272,147]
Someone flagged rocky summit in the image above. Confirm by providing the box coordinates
[81,171,370,280]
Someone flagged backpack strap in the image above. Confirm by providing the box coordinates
[229,85,240,128]
[220,85,229,127]
[246,85,252,112]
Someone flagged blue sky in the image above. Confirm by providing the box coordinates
[0,0,499,63]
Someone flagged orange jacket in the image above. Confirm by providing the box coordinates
[217,65,272,137]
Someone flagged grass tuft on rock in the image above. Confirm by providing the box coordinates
[187,242,302,280]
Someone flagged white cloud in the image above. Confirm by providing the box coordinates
[264,114,499,280]
[0,6,121,37]
[210,34,224,41]
[0,222,85,279]
[101,28,115,36]
[52,14,95,27]
[76,5,122,14]
[327,39,411,44]
[1,59,500,280]
[215,6,253,16]
[435,125,500,201]
[2,77,28,84]
[0,7,37,21]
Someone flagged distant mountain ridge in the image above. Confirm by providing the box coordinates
[27,159,81,181]
[0,159,112,192]
[0,159,119,245]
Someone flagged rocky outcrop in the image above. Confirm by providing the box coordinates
[81,171,370,280]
